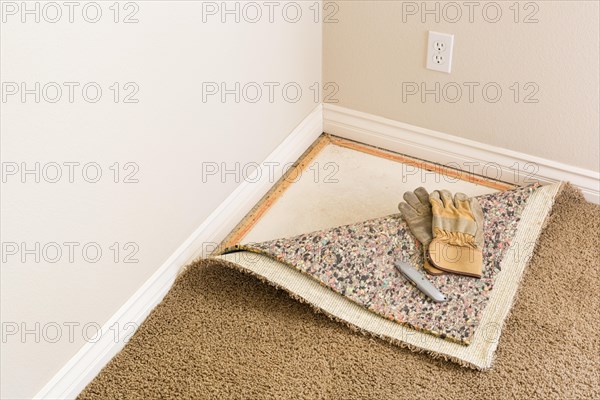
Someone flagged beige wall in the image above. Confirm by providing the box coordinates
[324,1,599,171]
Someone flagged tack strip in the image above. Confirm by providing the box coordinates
[328,135,515,191]
[218,135,332,250]
[219,134,514,251]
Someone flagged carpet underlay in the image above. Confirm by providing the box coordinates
[80,184,600,399]
[217,184,545,363]
[222,185,538,346]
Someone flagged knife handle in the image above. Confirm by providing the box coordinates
[394,261,447,303]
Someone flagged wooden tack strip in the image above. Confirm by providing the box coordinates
[328,135,515,191]
[217,133,515,251]
[217,134,332,251]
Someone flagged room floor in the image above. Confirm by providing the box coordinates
[222,134,513,247]
[79,157,600,399]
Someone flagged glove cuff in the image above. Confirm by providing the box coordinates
[428,238,483,278]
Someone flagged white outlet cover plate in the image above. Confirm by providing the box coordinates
[426,31,454,73]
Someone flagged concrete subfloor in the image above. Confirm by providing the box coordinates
[240,140,506,244]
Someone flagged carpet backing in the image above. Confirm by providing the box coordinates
[79,184,600,399]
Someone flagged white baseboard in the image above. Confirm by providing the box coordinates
[33,104,324,400]
[324,104,600,204]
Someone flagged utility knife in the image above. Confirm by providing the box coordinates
[394,261,447,303]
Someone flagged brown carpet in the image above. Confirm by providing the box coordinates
[80,185,600,399]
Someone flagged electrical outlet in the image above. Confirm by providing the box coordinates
[433,41,446,52]
[432,54,444,64]
[426,31,454,73]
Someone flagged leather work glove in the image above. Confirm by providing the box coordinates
[398,187,444,275]
[427,190,485,278]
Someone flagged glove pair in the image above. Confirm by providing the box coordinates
[398,187,484,278]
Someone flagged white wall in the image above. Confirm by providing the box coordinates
[0,2,321,398]
[324,1,599,172]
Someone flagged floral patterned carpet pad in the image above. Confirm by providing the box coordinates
[222,185,539,346]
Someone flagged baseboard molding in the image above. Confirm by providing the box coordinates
[324,104,600,204]
[33,104,324,400]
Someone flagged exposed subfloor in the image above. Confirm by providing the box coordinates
[225,135,513,246]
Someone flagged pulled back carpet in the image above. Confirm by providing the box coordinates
[79,185,599,399]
